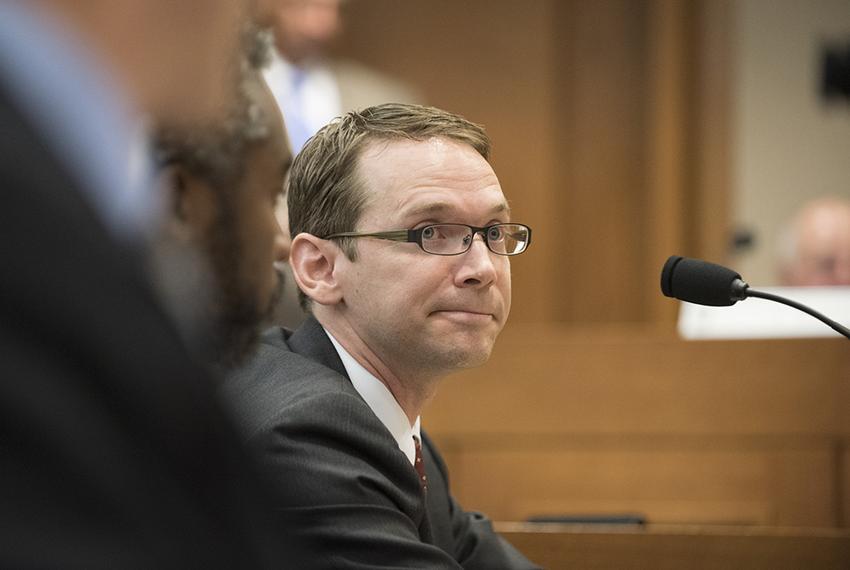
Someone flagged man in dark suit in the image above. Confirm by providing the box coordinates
[225,103,539,568]
[0,2,296,566]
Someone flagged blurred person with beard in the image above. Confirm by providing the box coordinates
[154,32,293,370]
[0,2,297,567]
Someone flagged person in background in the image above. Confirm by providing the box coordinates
[225,103,540,569]
[0,2,295,566]
[258,0,421,153]
[777,195,850,286]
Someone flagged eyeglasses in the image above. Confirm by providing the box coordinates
[323,223,532,256]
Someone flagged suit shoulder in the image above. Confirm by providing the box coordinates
[222,335,363,437]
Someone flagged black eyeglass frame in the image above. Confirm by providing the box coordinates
[323,223,532,256]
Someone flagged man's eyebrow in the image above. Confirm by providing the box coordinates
[401,201,511,219]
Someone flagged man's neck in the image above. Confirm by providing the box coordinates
[317,315,441,425]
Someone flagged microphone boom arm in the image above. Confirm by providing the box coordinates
[744,288,850,340]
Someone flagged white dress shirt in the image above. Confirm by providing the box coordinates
[324,329,421,466]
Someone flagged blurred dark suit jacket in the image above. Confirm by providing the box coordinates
[0,88,293,568]
[224,317,540,569]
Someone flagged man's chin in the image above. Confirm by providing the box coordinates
[430,337,496,371]
[453,350,492,370]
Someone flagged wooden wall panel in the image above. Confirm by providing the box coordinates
[644,0,693,323]
[437,441,836,526]
[425,329,850,526]
[692,0,734,266]
[498,524,850,570]
[841,446,850,528]
[429,327,850,436]
[552,0,651,323]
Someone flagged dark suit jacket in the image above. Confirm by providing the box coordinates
[0,86,293,567]
[224,317,540,569]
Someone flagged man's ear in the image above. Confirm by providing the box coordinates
[290,233,344,306]
[158,164,218,241]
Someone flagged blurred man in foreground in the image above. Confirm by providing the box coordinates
[226,103,539,568]
[0,1,292,566]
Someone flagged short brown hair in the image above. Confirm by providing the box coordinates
[288,103,491,261]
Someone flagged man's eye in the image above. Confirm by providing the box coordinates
[422,227,435,239]
[487,226,504,241]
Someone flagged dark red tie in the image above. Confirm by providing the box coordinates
[413,435,427,492]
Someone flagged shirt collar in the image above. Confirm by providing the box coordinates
[324,328,421,465]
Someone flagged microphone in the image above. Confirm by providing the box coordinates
[660,255,850,340]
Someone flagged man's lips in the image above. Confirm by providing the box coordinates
[430,309,496,324]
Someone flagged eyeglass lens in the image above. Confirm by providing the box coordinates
[421,224,528,255]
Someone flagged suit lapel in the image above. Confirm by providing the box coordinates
[285,316,349,379]
[282,316,437,544]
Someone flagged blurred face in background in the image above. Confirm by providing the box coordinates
[781,198,850,286]
[259,0,342,64]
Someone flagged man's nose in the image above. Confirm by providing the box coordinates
[454,233,497,288]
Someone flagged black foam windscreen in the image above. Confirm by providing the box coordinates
[660,256,743,306]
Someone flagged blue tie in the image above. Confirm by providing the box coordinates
[286,69,314,153]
